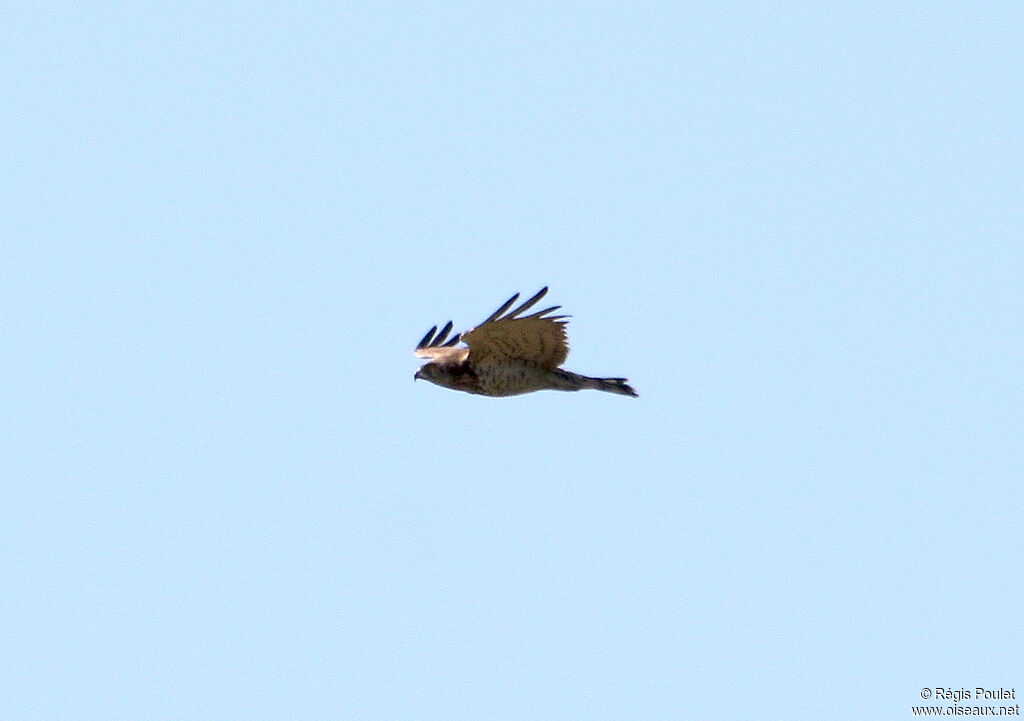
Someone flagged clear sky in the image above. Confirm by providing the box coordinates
[3,2,1022,720]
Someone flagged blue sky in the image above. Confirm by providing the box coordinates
[3,2,1022,719]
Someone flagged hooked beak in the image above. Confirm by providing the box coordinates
[414,369,423,381]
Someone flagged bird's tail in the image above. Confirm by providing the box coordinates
[584,375,638,397]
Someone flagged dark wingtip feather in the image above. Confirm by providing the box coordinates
[525,304,561,319]
[508,287,548,319]
[479,287,552,325]
[417,326,438,349]
[481,292,520,325]
[433,320,454,346]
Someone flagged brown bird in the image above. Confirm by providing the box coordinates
[414,287,637,397]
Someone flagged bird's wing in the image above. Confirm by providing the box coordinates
[414,320,469,362]
[460,287,570,370]
[414,346,469,363]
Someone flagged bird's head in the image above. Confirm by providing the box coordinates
[413,359,476,392]
[413,362,442,385]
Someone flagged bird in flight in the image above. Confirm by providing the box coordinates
[414,287,637,398]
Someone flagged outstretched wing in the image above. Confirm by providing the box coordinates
[460,287,570,369]
[414,320,469,363]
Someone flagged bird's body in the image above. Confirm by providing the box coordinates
[413,288,637,398]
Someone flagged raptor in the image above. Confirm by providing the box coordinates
[413,287,638,398]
